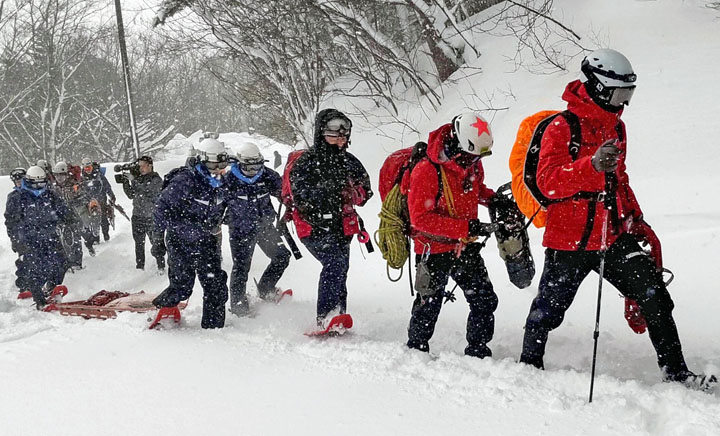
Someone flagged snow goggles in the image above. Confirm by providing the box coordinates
[239,159,264,173]
[204,153,229,170]
[607,86,635,107]
[323,118,351,137]
[26,179,47,190]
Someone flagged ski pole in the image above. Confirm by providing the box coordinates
[589,182,612,403]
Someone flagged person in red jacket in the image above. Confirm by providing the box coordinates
[406,112,499,357]
[519,49,716,390]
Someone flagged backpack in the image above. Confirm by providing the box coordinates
[510,110,625,228]
[376,142,441,281]
[509,110,581,228]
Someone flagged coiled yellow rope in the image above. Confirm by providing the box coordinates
[375,184,409,281]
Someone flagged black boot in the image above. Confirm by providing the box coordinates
[465,344,492,359]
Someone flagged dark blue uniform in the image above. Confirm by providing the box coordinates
[153,164,228,329]
[5,181,70,306]
[222,164,290,314]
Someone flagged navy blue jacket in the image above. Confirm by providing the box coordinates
[222,164,281,235]
[154,165,226,242]
[5,182,70,249]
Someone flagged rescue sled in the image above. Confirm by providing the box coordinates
[42,290,187,328]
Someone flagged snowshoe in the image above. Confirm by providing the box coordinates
[305,313,353,337]
[148,306,182,329]
[260,288,293,304]
[488,182,535,289]
[665,371,717,393]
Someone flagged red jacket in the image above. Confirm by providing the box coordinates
[538,80,643,251]
[408,124,495,254]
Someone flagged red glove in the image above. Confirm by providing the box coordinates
[624,297,647,334]
[343,185,367,206]
[628,218,662,270]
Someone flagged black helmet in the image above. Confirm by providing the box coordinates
[10,168,26,183]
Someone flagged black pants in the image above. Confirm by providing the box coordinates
[153,233,228,329]
[132,215,166,269]
[520,233,687,375]
[407,243,498,353]
[302,231,352,322]
[101,201,111,239]
[228,224,291,309]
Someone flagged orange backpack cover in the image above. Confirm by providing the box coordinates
[508,110,559,228]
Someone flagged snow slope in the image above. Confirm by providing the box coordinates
[1,1,719,435]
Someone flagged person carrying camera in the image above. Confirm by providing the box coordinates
[120,156,166,272]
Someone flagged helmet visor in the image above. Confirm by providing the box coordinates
[608,86,635,107]
[26,179,47,190]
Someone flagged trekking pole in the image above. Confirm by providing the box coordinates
[589,185,611,403]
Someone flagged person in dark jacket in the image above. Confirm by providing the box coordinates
[5,166,70,308]
[223,142,290,316]
[9,168,27,293]
[52,161,88,270]
[405,112,499,357]
[152,138,229,329]
[81,158,116,242]
[122,156,166,271]
[289,108,372,327]
[80,159,106,254]
[518,49,715,391]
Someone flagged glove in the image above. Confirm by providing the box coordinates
[624,297,647,334]
[591,139,622,172]
[468,219,499,237]
[628,218,662,270]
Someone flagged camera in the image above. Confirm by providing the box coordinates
[114,160,141,184]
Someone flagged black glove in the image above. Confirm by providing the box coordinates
[591,140,622,172]
[468,219,499,237]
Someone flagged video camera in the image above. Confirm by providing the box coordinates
[113,160,141,184]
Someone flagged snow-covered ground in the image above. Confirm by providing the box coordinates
[1,1,719,435]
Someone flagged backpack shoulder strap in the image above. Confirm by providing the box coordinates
[429,160,443,206]
[559,110,582,160]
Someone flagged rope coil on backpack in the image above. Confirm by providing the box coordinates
[375,184,410,281]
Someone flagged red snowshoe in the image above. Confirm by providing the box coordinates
[305,313,353,337]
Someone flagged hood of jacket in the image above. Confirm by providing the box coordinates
[311,108,352,156]
[563,80,623,125]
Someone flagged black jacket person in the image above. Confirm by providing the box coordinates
[122,156,166,271]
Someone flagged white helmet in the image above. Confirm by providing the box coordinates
[53,161,68,174]
[196,138,228,169]
[24,165,47,189]
[236,142,266,177]
[81,157,92,166]
[580,49,636,111]
[452,112,493,157]
[236,142,264,163]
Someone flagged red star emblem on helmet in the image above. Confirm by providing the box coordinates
[471,117,490,137]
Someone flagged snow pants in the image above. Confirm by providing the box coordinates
[407,243,498,355]
[153,232,228,329]
[301,231,352,322]
[228,224,290,310]
[20,243,67,305]
[520,233,688,376]
[132,215,166,269]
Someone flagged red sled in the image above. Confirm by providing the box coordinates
[305,313,353,337]
[42,290,187,326]
[18,285,68,302]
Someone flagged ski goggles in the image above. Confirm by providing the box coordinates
[323,118,351,137]
[607,86,636,107]
[26,179,47,190]
[204,153,229,170]
[239,160,264,173]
